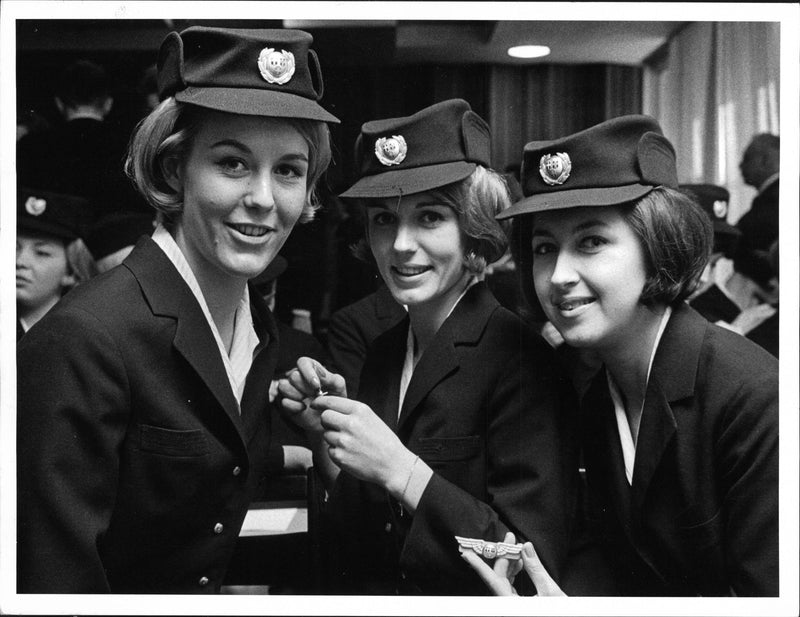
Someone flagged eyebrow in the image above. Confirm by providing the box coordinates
[365,201,448,210]
[532,219,609,237]
[210,140,308,162]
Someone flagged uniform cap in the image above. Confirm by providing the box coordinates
[85,211,156,260]
[498,115,678,219]
[340,99,491,198]
[158,26,339,123]
[17,187,93,241]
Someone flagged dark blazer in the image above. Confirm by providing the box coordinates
[578,302,778,596]
[734,179,779,287]
[324,282,578,595]
[17,237,280,593]
[326,283,406,397]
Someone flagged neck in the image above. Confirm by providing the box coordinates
[18,296,62,330]
[407,273,472,358]
[599,303,667,432]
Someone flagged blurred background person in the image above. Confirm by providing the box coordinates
[17,187,95,340]
[16,58,149,220]
[682,184,777,345]
[729,133,780,302]
[85,211,156,274]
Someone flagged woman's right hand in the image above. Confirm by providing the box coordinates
[277,357,347,435]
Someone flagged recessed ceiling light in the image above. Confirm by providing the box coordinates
[508,45,551,59]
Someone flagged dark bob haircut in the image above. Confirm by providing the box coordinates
[511,186,713,321]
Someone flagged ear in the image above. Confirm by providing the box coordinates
[161,155,183,193]
[60,272,76,289]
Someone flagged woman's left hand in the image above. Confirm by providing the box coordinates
[311,395,416,493]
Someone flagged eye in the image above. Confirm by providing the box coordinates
[369,210,396,226]
[418,209,446,226]
[578,235,606,252]
[217,157,247,175]
[532,242,556,256]
[275,162,307,180]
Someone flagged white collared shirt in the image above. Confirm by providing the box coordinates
[606,305,673,485]
[398,278,477,416]
[152,224,260,408]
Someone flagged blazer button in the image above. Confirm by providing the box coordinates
[214,523,224,534]
[384,522,392,533]
[198,576,209,586]
[232,466,242,476]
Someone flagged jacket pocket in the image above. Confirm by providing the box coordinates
[416,435,481,462]
[138,424,208,457]
[678,508,724,551]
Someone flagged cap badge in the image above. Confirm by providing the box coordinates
[539,152,572,186]
[713,199,728,219]
[25,196,47,216]
[375,135,408,166]
[258,48,295,85]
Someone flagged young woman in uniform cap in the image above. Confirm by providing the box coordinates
[17,26,338,593]
[16,187,95,339]
[279,99,577,594]
[461,115,778,596]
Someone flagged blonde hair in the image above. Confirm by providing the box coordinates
[125,98,332,226]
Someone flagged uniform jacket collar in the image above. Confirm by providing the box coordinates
[374,281,498,433]
[123,236,278,443]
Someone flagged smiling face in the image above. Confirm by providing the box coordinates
[366,192,470,318]
[169,111,309,287]
[16,232,72,314]
[531,206,655,355]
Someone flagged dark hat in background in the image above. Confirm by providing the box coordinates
[498,115,678,219]
[17,187,93,241]
[339,99,491,198]
[85,211,156,261]
[158,26,339,123]
[680,183,741,257]
[250,255,288,292]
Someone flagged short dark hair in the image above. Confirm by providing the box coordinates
[512,186,712,320]
[56,60,110,108]
[350,165,512,275]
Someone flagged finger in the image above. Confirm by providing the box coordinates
[295,357,325,391]
[279,397,308,414]
[276,378,307,403]
[459,550,513,596]
[311,395,358,414]
[319,409,347,432]
[492,531,518,579]
[521,542,565,596]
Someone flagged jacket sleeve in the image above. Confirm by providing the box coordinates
[326,308,369,398]
[17,306,130,593]
[400,338,579,592]
[715,365,779,596]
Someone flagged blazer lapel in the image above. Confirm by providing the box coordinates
[396,283,497,433]
[631,303,704,510]
[123,238,244,433]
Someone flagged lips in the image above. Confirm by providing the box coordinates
[392,265,431,277]
[226,223,271,237]
[554,297,595,312]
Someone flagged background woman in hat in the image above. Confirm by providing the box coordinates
[461,115,778,596]
[279,99,577,595]
[17,26,337,593]
[16,187,96,339]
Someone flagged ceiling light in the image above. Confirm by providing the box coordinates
[508,45,551,59]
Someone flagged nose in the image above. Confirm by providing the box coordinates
[549,249,579,289]
[392,222,417,253]
[246,171,275,210]
[16,243,30,269]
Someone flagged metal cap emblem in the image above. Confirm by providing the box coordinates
[713,199,728,219]
[25,196,47,216]
[375,135,408,166]
[258,48,295,85]
[539,152,572,186]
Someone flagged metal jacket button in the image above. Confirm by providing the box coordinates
[214,523,224,534]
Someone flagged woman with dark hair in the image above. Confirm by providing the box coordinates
[17,26,338,593]
[461,116,778,597]
[279,99,577,595]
